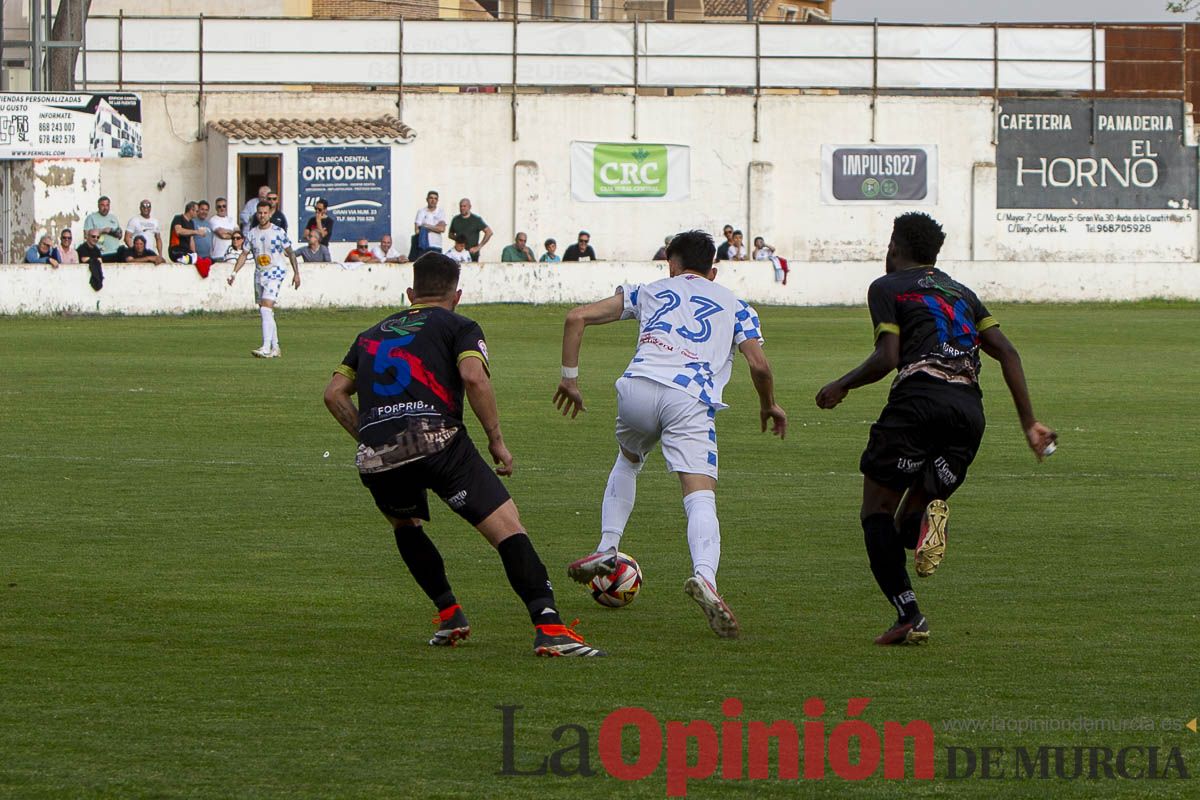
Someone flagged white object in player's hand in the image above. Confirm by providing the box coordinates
[1043,442,1056,457]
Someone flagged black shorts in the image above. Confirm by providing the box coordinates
[359,431,511,526]
[859,376,985,499]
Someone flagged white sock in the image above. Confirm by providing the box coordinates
[598,453,642,552]
[259,306,276,349]
[683,489,720,587]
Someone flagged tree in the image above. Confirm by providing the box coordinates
[47,0,92,90]
[1167,1,1200,15]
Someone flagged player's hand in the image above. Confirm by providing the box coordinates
[553,379,586,418]
[761,404,787,439]
[292,272,301,289]
[1025,422,1057,462]
[489,440,514,476]
[815,381,848,409]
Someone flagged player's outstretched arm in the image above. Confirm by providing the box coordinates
[816,333,899,409]
[738,338,786,439]
[323,372,359,441]
[460,356,514,476]
[979,327,1057,460]
[554,291,626,418]
[227,250,248,285]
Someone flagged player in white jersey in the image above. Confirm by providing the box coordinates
[554,230,787,638]
[228,201,301,358]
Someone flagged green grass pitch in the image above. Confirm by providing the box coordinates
[0,302,1197,798]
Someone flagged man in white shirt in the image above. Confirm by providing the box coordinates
[124,199,162,255]
[241,185,271,234]
[370,233,408,264]
[553,230,787,639]
[413,190,448,255]
[208,196,238,261]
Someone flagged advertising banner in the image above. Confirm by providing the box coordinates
[570,142,690,201]
[821,145,937,204]
[0,92,142,159]
[297,147,391,242]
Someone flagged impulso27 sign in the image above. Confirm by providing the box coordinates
[820,145,938,204]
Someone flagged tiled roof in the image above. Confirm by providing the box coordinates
[704,0,771,18]
[207,116,416,144]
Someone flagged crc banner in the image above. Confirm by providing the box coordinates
[821,145,937,204]
[570,142,690,201]
[996,98,1197,209]
[0,92,142,159]
[297,147,390,242]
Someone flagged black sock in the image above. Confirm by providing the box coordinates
[496,533,562,626]
[393,525,456,611]
[898,512,922,550]
[862,514,920,621]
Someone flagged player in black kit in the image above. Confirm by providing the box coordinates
[816,212,1056,645]
[323,252,604,656]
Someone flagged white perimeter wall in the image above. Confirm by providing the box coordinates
[2,260,1197,316]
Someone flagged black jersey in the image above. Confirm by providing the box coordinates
[335,305,490,471]
[866,267,998,389]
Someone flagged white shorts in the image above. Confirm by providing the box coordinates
[255,275,283,304]
[615,376,718,478]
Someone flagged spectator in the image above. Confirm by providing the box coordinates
[124,199,163,255]
[447,197,492,262]
[727,230,748,261]
[304,198,335,246]
[445,234,473,263]
[222,231,246,263]
[241,185,270,233]
[77,229,105,291]
[715,225,734,261]
[753,236,788,285]
[412,190,447,257]
[24,234,60,266]
[168,202,200,263]
[83,196,123,261]
[268,191,287,232]
[752,236,775,261]
[296,229,332,263]
[57,229,79,264]
[540,238,560,263]
[562,230,597,262]
[652,235,672,261]
[119,234,166,264]
[346,239,378,263]
[209,197,238,261]
[501,232,536,262]
[192,200,215,263]
[370,233,408,264]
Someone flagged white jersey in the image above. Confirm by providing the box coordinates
[244,224,292,282]
[618,273,761,410]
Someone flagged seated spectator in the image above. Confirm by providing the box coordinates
[726,230,748,261]
[445,234,473,263]
[715,225,734,261]
[296,229,332,263]
[24,234,61,266]
[752,236,775,261]
[57,229,79,263]
[346,239,379,263]
[562,231,597,262]
[118,234,166,264]
[753,236,788,285]
[370,233,408,264]
[222,231,246,262]
[540,238,560,263]
[304,198,335,245]
[501,232,535,262]
[652,235,672,261]
[77,229,105,291]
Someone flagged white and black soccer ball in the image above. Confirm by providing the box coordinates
[589,552,643,608]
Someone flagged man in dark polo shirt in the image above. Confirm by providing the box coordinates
[447,198,493,262]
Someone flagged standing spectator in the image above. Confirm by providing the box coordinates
[726,230,748,261]
[346,239,379,263]
[448,197,493,262]
[715,225,734,261]
[562,231,597,262]
[168,202,200,264]
[445,234,473,263]
[370,233,408,264]
[501,232,536,262]
[296,229,332,263]
[209,197,238,261]
[77,229,105,291]
[540,238,560,263]
[124,199,163,255]
[268,191,287,232]
[57,229,79,264]
[241,185,270,233]
[83,196,123,261]
[120,235,166,264]
[304,198,335,245]
[413,190,447,256]
[192,200,215,263]
[24,234,61,266]
[222,231,246,263]
[652,235,672,261]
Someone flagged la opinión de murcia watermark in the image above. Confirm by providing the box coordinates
[941,716,1191,734]
[497,700,1191,796]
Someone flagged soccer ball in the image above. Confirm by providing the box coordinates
[589,552,643,608]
